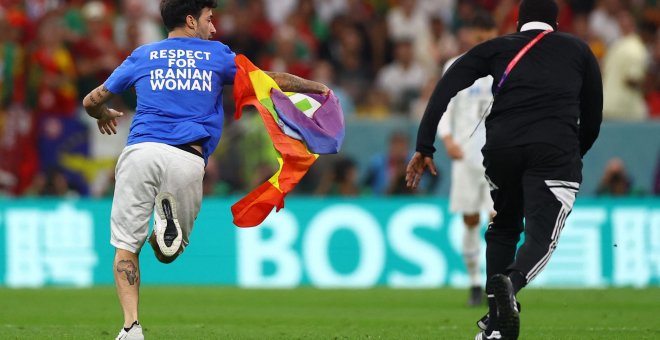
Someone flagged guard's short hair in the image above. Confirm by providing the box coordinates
[517,0,559,31]
[160,0,218,32]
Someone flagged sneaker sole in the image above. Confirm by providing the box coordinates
[490,274,519,340]
[477,312,489,331]
[154,192,182,257]
[476,302,520,331]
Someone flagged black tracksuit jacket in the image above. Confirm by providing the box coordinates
[416,29,603,158]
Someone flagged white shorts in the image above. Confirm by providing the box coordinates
[110,142,205,253]
[449,160,493,214]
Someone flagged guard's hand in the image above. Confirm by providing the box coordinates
[405,152,438,189]
[97,108,124,135]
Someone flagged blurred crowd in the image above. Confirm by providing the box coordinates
[0,0,659,198]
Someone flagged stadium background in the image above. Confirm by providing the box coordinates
[1,0,659,286]
[0,0,659,338]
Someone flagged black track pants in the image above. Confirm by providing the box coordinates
[482,143,582,287]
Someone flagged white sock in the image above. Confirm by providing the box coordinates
[463,225,481,287]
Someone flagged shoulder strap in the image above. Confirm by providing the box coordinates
[468,30,552,138]
[494,30,552,96]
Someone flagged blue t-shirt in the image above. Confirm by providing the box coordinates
[104,37,237,163]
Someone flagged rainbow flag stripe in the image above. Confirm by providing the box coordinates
[231,55,343,227]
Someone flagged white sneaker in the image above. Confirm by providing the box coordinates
[475,330,502,340]
[116,323,144,340]
[153,192,182,257]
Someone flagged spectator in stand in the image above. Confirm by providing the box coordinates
[492,0,518,34]
[570,0,596,14]
[602,9,650,121]
[26,168,80,197]
[287,0,328,57]
[646,32,660,118]
[364,12,390,75]
[589,0,624,46]
[0,9,26,111]
[364,131,418,195]
[328,21,372,106]
[114,0,164,50]
[245,0,275,45]
[263,0,298,25]
[573,13,607,61]
[0,9,38,196]
[376,38,427,114]
[73,1,122,102]
[414,14,459,75]
[220,5,263,62]
[387,0,430,46]
[28,14,77,119]
[312,61,355,116]
[260,25,313,78]
[453,0,481,32]
[596,158,644,196]
[557,0,575,33]
[313,0,348,24]
[314,156,361,196]
[418,0,456,26]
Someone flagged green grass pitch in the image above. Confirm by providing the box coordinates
[1,287,658,339]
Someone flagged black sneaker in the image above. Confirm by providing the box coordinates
[468,286,484,307]
[489,274,519,340]
[476,301,521,331]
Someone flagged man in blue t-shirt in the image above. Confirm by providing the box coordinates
[82,1,328,338]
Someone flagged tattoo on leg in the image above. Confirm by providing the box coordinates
[116,260,138,285]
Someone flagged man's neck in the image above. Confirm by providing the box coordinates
[168,28,196,39]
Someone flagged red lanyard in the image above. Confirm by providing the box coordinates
[469,29,553,138]
[494,29,552,96]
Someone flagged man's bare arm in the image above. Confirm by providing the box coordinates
[82,84,115,119]
[82,84,124,135]
[265,72,329,95]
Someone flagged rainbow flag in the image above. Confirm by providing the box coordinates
[231,55,344,227]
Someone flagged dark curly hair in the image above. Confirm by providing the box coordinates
[160,0,218,32]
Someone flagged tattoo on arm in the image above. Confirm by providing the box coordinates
[116,260,138,285]
[266,72,327,94]
[84,85,114,119]
[93,86,109,102]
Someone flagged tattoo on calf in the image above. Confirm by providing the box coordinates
[116,260,137,285]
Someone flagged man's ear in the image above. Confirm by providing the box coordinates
[186,15,196,29]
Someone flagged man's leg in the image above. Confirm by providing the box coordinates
[463,213,482,306]
[114,249,140,328]
[110,143,161,337]
[150,144,205,262]
[508,144,582,292]
[481,147,525,335]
